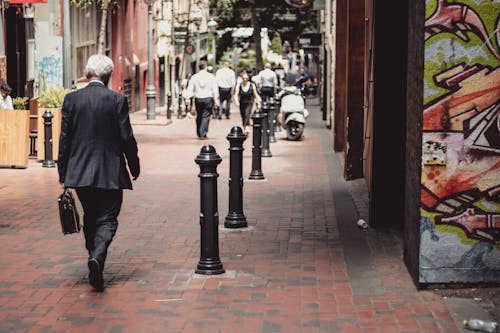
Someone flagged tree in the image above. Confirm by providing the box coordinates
[210,0,317,70]
[70,0,118,54]
[270,32,283,55]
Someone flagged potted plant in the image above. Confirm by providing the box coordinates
[38,86,69,108]
[36,87,70,161]
[12,97,29,110]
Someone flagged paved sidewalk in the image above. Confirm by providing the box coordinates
[0,98,485,333]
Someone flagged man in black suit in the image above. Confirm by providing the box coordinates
[58,54,140,292]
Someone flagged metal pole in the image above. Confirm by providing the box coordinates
[42,110,55,168]
[194,145,225,275]
[146,3,157,120]
[195,30,200,73]
[166,92,172,119]
[261,103,272,157]
[225,126,247,228]
[62,0,72,89]
[249,110,265,180]
[212,30,216,72]
[269,97,276,143]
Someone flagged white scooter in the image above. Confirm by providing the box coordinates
[276,86,309,141]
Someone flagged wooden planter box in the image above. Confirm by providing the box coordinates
[0,109,30,168]
[37,107,62,161]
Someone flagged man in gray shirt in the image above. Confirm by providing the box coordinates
[258,63,278,102]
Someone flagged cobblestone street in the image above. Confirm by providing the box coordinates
[0,98,486,332]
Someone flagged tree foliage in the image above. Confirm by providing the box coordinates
[210,0,317,43]
[270,32,283,55]
[70,0,119,54]
[209,0,317,70]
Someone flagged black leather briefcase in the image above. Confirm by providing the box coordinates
[58,189,81,235]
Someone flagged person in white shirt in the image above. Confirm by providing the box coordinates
[258,63,278,102]
[185,61,220,139]
[0,83,13,110]
[215,61,236,119]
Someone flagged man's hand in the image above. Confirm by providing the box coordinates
[59,182,65,190]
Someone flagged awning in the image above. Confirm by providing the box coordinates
[9,0,48,4]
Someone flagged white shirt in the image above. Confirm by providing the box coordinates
[258,68,278,88]
[215,66,236,89]
[0,95,13,110]
[185,69,219,101]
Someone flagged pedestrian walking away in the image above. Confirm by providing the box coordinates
[258,63,278,103]
[234,72,261,135]
[57,54,140,292]
[215,61,236,119]
[185,60,220,139]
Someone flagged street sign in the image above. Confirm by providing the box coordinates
[298,33,322,48]
[174,28,188,44]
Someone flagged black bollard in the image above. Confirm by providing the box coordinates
[194,145,225,275]
[166,92,172,119]
[42,110,55,168]
[177,94,183,119]
[268,97,277,143]
[225,127,247,228]
[275,98,283,132]
[249,110,265,180]
[261,103,272,157]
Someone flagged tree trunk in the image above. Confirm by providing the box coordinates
[97,7,108,54]
[250,0,263,71]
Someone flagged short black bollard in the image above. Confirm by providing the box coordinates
[261,103,272,158]
[177,94,183,119]
[225,126,247,228]
[194,145,225,275]
[275,98,283,132]
[42,110,55,168]
[249,110,265,180]
[268,97,277,143]
[166,92,172,119]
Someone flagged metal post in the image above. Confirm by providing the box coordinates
[275,97,282,132]
[261,103,272,157]
[268,97,276,143]
[62,0,72,89]
[195,30,200,74]
[177,93,183,119]
[194,145,225,275]
[146,3,157,120]
[166,92,172,119]
[211,29,216,72]
[42,110,55,168]
[249,110,265,180]
[225,126,247,228]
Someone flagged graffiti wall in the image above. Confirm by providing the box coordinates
[421,0,500,283]
[34,20,63,94]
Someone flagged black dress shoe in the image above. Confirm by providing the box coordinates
[88,258,104,292]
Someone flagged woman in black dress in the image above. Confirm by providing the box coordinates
[234,72,262,134]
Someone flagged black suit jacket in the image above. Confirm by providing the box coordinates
[57,82,140,190]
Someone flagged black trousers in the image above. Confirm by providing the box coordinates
[260,86,275,103]
[218,88,232,118]
[195,97,214,138]
[240,102,253,127]
[76,187,123,267]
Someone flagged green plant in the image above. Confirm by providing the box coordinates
[38,87,69,108]
[12,97,29,110]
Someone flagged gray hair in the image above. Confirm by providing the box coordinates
[84,54,114,80]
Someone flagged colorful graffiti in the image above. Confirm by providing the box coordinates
[421,0,500,283]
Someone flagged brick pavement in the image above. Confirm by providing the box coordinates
[0,98,461,332]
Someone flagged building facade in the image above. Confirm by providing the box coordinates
[322,0,500,285]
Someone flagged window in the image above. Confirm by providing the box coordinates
[70,4,110,82]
